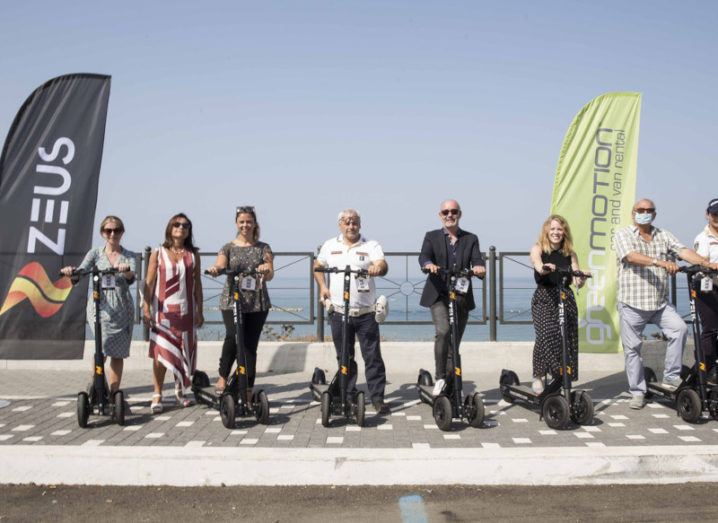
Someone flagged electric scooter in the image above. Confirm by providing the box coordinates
[192,269,270,429]
[68,266,127,428]
[309,265,367,427]
[499,266,594,429]
[645,265,718,423]
[416,266,485,431]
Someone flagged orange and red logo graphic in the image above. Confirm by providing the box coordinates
[0,262,72,318]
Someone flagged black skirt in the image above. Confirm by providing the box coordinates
[531,286,578,380]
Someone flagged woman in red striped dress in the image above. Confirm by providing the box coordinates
[143,213,204,413]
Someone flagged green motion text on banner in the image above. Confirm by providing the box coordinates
[551,92,641,353]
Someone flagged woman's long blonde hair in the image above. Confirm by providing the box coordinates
[536,214,574,256]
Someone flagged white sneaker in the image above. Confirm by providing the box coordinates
[531,377,544,395]
[432,379,445,397]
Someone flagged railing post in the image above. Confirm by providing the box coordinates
[143,245,151,342]
[314,247,324,341]
[489,245,497,341]
[670,272,677,307]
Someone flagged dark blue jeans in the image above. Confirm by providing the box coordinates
[330,311,386,402]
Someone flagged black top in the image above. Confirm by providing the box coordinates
[534,249,572,288]
[418,228,484,310]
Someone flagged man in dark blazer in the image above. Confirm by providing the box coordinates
[419,199,485,395]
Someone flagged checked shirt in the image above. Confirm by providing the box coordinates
[613,225,684,311]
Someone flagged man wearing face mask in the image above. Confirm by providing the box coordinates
[613,198,718,409]
[419,199,486,397]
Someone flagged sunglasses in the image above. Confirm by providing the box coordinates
[236,206,255,214]
[173,222,190,229]
[635,208,655,214]
[441,209,460,216]
[103,227,123,234]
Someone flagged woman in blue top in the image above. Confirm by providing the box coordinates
[61,215,136,396]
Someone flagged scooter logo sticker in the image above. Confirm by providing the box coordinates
[0,262,72,318]
[95,365,103,375]
[239,366,246,375]
[341,365,348,375]
[455,367,461,376]
[699,362,706,371]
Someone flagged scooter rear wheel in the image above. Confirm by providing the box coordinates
[417,370,433,404]
[677,388,702,423]
[542,394,570,429]
[311,368,326,385]
[77,392,90,428]
[644,367,657,399]
[570,390,593,425]
[321,392,331,427]
[465,392,485,428]
[192,370,210,389]
[433,395,453,431]
[355,391,365,427]
[220,394,236,429]
[254,390,270,425]
[500,371,520,404]
[113,390,125,426]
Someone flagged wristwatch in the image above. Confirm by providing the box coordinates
[652,258,659,266]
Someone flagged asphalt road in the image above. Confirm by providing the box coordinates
[1,484,716,522]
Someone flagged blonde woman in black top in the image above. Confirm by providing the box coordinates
[529,215,587,394]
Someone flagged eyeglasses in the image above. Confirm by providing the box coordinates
[342,219,360,226]
[441,209,460,216]
[635,208,655,214]
[103,227,123,235]
[173,222,190,229]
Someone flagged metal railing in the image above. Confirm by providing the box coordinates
[130,246,685,341]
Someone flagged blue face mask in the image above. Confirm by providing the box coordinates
[635,212,653,225]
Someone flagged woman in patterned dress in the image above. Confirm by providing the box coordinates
[206,206,273,405]
[529,215,587,394]
[143,213,204,413]
[60,215,136,396]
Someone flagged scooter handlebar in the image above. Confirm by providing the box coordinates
[59,267,120,278]
[421,266,475,278]
[542,265,592,279]
[679,264,718,277]
[205,268,262,278]
[314,266,369,277]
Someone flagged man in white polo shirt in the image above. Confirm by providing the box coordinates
[314,208,390,414]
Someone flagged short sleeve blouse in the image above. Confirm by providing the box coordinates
[218,241,272,312]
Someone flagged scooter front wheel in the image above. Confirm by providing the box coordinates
[77,392,90,428]
[254,390,270,425]
[465,392,485,428]
[570,391,594,425]
[542,394,570,429]
[433,396,453,431]
[220,394,236,429]
[113,390,125,426]
[677,388,702,423]
[321,392,331,427]
[355,391,365,427]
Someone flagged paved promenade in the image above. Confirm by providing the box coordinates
[2,341,718,486]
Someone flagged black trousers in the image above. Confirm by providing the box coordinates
[695,287,718,368]
[329,311,386,402]
[219,309,268,388]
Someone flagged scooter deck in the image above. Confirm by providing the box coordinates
[194,386,222,409]
[310,382,330,401]
[504,383,542,407]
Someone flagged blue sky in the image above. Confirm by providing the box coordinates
[1,1,717,257]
